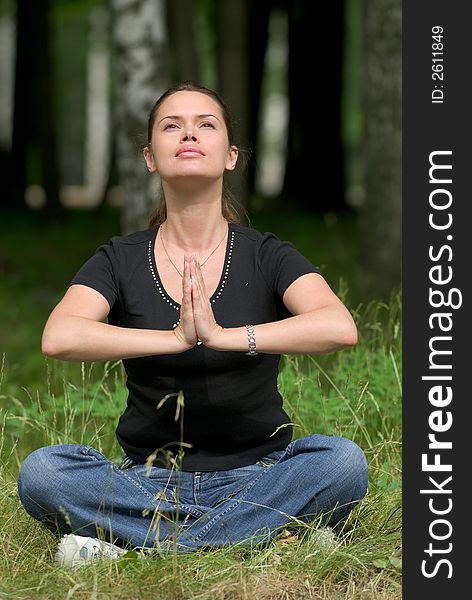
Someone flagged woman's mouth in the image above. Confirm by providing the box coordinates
[176,147,204,157]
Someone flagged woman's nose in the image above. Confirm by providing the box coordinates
[182,127,198,142]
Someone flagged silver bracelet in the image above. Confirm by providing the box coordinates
[245,324,258,356]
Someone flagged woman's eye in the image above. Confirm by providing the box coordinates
[201,122,215,128]
[163,123,178,130]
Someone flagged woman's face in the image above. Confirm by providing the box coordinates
[144,91,238,183]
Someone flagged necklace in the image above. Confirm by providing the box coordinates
[159,221,228,278]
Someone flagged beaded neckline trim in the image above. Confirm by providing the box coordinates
[147,226,235,316]
[147,240,180,311]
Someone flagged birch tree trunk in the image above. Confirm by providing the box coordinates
[84,5,111,205]
[111,0,168,234]
[357,0,402,300]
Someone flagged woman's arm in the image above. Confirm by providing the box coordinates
[42,283,194,362]
[213,275,356,354]
[189,254,357,355]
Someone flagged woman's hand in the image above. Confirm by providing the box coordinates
[189,255,225,347]
[172,256,198,350]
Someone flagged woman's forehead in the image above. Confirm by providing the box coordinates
[157,91,222,118]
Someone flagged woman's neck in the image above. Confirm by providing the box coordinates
[161,182,228,253]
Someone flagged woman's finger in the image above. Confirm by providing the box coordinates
[182,256,191,304]
[192,256,208,299]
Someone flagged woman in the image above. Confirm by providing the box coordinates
[17,82,368,567]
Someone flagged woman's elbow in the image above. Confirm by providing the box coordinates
[326,308,357,349]
[41,324,69,358]
[342,323,358,347]
[41,331,60,358]
[338,318,358,348]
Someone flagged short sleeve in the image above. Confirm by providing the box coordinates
[70,240,118,310]
[257,233,320,299]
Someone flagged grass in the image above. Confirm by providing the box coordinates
[0,209,401,598]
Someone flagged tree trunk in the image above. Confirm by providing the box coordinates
[215,0,251,210]
[8,0,61,214]
[356,0,402,300]
[111,0,168,234]
[83,5,111,206]
[165,0,199,82]
[247,0,272,198]
[283,0,347,213]
[0,12,14,154]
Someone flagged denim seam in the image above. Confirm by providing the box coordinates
[192,466,272,542]
[80,445,106,461]
[79,447,158,506]
[173,504,204,518]
[112,466,158,503]
[79,447,159,505]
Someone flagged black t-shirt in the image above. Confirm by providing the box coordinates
[70,222,320,471]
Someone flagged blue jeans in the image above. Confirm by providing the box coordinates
[17,434,368,553]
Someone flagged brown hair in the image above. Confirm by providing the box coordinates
[146,81,243,227]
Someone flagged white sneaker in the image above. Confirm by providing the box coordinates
[54,534,128,568]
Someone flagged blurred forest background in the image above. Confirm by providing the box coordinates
[0,0,401,391]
